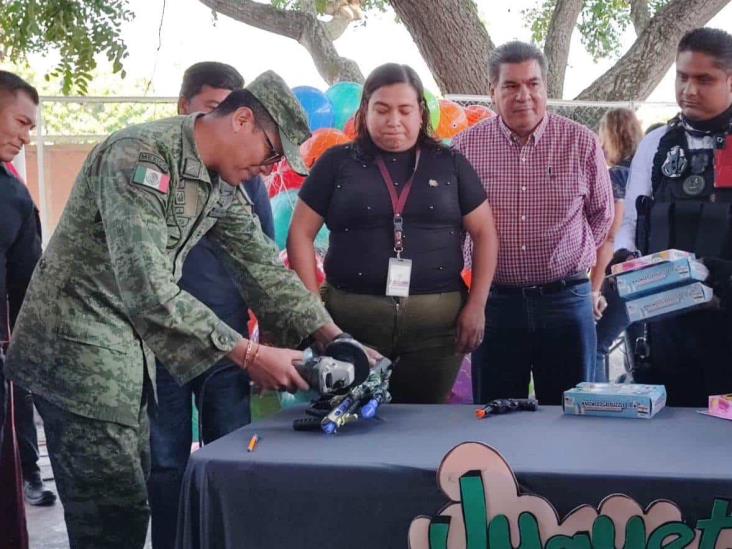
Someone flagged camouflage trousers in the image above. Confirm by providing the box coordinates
[34,395,150,549]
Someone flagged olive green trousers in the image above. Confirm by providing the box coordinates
[324,286,465,404]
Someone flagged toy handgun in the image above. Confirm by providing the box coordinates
[292,335,393,434]
[475,398,539,419]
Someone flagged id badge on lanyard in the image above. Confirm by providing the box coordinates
[375,149,420,297]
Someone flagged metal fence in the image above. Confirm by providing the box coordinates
[23,95,678,242]
[446,95,678,132]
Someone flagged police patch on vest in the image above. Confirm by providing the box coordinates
[689,151,710,175]
[662,146,687,178]
[682,174,706,196]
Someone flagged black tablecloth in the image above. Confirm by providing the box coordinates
[177,405,732,549]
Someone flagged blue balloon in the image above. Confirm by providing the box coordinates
[293,86,335,131]
[271,190,330,252]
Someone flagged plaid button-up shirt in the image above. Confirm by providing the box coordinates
[454,113,614,286]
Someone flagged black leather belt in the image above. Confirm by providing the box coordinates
[492,272,589,297]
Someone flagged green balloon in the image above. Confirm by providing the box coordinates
[271,190,298,250]
[325,82,363,130]
[424,89,441,133]
[271,189,330,252]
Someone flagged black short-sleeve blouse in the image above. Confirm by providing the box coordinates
[298,142,486,295]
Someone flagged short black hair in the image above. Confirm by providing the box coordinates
[488,41,547,85]
[0,71,39,105]
[678,28,732,72]
[179,62,244,100]
[213,89,276,133]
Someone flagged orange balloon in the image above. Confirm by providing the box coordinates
[465,104,495,126]
[435,99,468,140]
[300,128,351,168]
[461,269,472,289]
[343,116,358,140]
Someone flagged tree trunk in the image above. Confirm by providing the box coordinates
[389,0,493,95]
[576,0,732,100]
[543,0,583,99]
[197,0,364,84]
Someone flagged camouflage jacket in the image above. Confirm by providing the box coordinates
[4,115,331,427]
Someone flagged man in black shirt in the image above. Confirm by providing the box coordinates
[0,70,56,506]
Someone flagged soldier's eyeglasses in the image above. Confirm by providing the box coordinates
[261,130,283,166]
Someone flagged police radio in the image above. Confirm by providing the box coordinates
[713,134,732,188]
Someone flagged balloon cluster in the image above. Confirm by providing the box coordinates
[267,81,495,282]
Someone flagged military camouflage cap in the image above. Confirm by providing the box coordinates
[247,71,311,176]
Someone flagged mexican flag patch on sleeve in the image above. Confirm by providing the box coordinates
[132,164,170,194]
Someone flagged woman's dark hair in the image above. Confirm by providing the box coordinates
[354,63,440,154]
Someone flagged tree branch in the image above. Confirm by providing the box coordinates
[323,0,364,41]
[629,0,651,34]
[543,0,583,98]
[198,0,364,83]
[576,0,732,101]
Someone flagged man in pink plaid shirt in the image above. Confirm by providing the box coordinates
[454,41,614,405]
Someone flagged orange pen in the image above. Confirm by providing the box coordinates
[247,434,260,453]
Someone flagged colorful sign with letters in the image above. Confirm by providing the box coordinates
[409,442,732,549]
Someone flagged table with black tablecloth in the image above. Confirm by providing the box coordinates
[177,405,732,549]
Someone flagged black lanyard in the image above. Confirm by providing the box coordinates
[374,148,421,258]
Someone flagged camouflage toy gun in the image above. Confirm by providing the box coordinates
[292,335,393,434]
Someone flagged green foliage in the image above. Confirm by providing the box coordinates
[525,0,671,61]
[7,63,176,140]
[269,0,389,15]
[0,0,133,95]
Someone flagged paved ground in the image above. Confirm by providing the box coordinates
[24,411,152,549]
[25,351,627,548]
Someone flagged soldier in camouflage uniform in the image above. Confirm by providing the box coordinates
[3,71,342,549]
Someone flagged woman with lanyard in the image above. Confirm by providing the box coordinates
[288,63,498,404]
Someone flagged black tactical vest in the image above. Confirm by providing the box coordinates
[636,115,732,259]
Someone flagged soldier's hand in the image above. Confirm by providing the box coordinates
[232,341,309,392]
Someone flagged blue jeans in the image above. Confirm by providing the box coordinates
[472,281,595,405]
[591,284,630,382]
[147,359,251,549]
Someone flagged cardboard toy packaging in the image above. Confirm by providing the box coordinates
[708,394,732,420]
[625,282,714,322]
[563,383,667,419]
[615,257,709,299]
[610,249,694,276]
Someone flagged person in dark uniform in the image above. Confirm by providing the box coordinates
[617,28,732,406]
[0,70,56,507]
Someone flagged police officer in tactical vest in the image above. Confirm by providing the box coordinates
[617,28,732,406]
